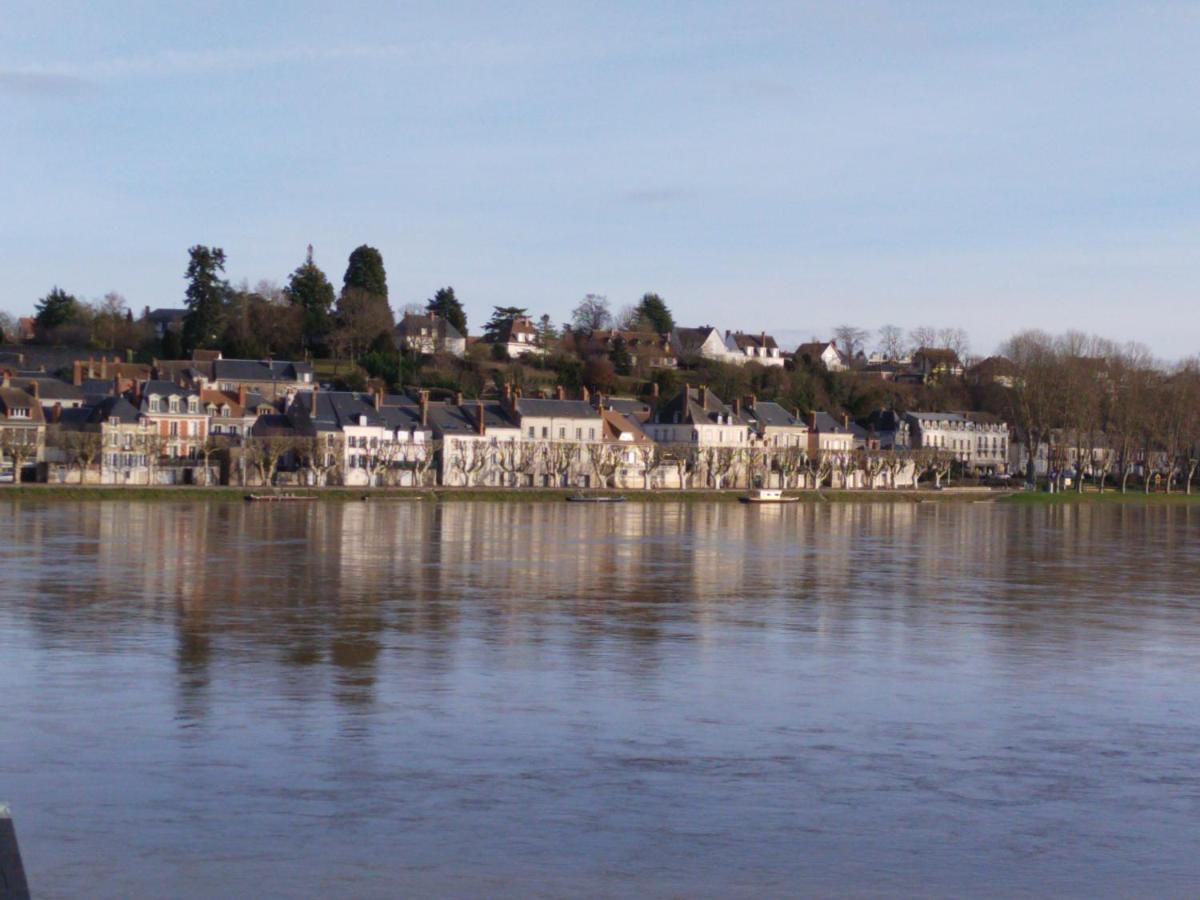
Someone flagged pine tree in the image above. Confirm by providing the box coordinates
[426,286,467,335]
[181,245,230,351]
[343,245,388,299]
[285,244,336,351]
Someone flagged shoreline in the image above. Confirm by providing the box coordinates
[4,485,1200,504]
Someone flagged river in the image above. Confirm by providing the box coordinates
[1,499,1199,897]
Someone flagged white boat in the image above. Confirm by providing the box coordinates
[739,489,799,504]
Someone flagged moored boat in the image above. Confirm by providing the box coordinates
[244,494,316,503]
[740,489,799,504]
[566,494,626,503]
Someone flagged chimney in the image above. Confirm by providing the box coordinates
[374,388,382,411]
[651,382,659,399]
[454,391,463,406]
[556,385,565,401]
[100,357,107,379]
[724,329,730,338]
[793,407,801,422]
[698,384,707,408]
[476,399,486,435]
[238,384,247,408]
[113,374,121,396]
[809,411,817,430]
[51,403,62,423]
[596,392,605,411]
[73,361,82,386]
[760,331,766,346]
[503,382,512,402]
[733,396,741,417]
[842,413,849,429]
[87,356,95,379]
[419,390,429,428]
[581,385,590,403]
[26,380,39,400]
[0,372,8,389]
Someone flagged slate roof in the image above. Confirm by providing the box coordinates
[652,387,748,426]
[426,402,519,436]
[396,314,464,342]
[0,386,45,422]
[292,391,383,431]
[810,411,849,433]
[671,326,720,354]
[20,377,84,403]
[745,401,802,428]
[599,397,653,422]
[727,332,780,351]
[139,380,199,412]
[213,358,313,382]
[515,397,600,419]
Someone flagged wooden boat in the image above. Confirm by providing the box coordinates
[740,489,799,504]
[566,494,626,503]
[244,493,316,503]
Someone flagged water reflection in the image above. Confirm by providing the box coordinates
[2,499,1200,897]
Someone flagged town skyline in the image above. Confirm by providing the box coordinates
[5,3,1200,355]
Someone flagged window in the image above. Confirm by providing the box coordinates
[169,399,179,413]
[9,408,29,419]
[558,427,565,439]
[541,427,548,439]
[528,426,535,439]
[170,422,179,437]
[575,428,582,440]
[588,428,595,440]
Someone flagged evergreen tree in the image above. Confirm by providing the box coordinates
[609,334,633,375]
[536,313,559,348]
[426,286,467,335]
[285,244,336,351]
[181,245,230,351]
[343,245,388,298]
[34,286,81,332]
[635,292,674,333]
[483,306,528,343]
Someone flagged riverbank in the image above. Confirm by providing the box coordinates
[5,484,1198,504]
[1,484,982,503]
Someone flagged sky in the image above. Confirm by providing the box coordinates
[2,1,1199,358]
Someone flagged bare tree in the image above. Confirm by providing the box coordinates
[246,435,296,486]
[909,325,938,350]
[877,324,907,361]
[635,442,666,490]
[585,443,621,489]
[1001,330,1063,486]
[774,445,806,489]
[542,441,579,487]
[833,325,868,363]
[803,449,832,489]
[50,428,103,483]
[937,327,970,360]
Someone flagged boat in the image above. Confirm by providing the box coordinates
[244,493,316,503]
[740,489,799,504]
[566,494,626,503]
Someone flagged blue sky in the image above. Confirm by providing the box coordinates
[2,2,1198,356]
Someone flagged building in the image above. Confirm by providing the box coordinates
[395,313,466,358]
[725,331,786,367]
[911,348,965,382]
[579,330,677,369]
[742,398,808,447]
[795,340,850,372]
[670,326,737,364]
[903,411,1008,474]
[967,356,1017,389]
[492,315,544,358]
[144,308,187,339]
[0,376,45,482]
[137,380,212,483]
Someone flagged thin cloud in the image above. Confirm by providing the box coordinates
[5,40,529,82]
[0,70,89,95]
[623,187,695,205]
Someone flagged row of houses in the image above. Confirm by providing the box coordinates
[1,355,1012,486]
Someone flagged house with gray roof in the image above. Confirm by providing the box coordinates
[395,313,466,358]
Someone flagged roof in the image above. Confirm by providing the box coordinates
[396,313,464,342]
[598,397,653,422]
[671,326,719,353]
[515,397,600,419]
[913,347,963,366]
[0,386,45,422]
[795,341,840,359]
[652,386,748,427]
[292,391,383,431]
[600,408,651,442]
[19,377,83,402]
[968,356,1017,378]
[426,401,519,436]
[146,308,187,323]
[745,401,803,428]
[727,331,779,351]
[906,411,970,425]
[213,358,313,382]
[810,411,849,433]
[251,414,303,438]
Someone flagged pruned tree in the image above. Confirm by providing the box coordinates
[635,442,667,490]
[51,429,103,483]
[803,449,832,489]
[246,435,296,486]
[0,427,38,483]
[542,441,579,487]
[585,443,621,489]
[774,444,806,489]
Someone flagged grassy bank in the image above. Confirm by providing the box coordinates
[998,489,1200,505]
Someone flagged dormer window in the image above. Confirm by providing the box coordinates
[168,398,178,413]
[9,407,29,419]
[220,405,230,417]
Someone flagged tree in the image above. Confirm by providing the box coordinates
[343,245,388,299]
[91,292,133,350]
[426,286,467,335]
[333,287,394,362]
[536,314,559,349]
[181,246,231,351]
[877,324,907,361]
[634,293,674,333]
[571,294,611,333]
[246,435,296,486]
[285,245,336,351]
[937,327,971,360]
[1000,330,1062,486]
[34,287,82,339]
[585,443,621,489]
[483,306,528,343]
[635,443,666,489]
[608,335,633,375]
[833,325,868,364]
[0,311,15,343]
[53,429,103,483]
[909,325,938,350]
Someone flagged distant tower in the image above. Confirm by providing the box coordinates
[306,244,314,265]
